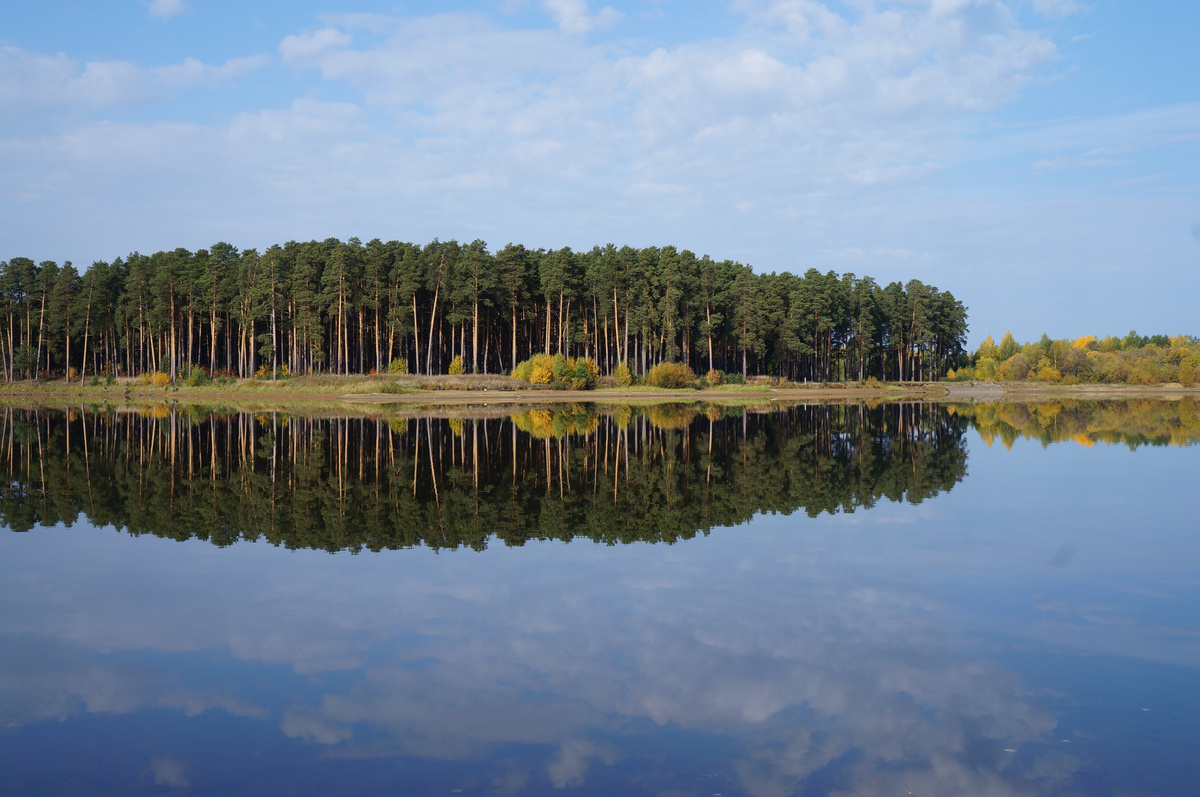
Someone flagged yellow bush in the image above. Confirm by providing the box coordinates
[512,353,553,382]
[705,368,722,386]
[1034,364,1062,382]
[151,373,171,387]
[1180,361,1195,387]
[529,362,554,384]
[646,361,695,389]
[615,361,632,387]
[448,355,464,375]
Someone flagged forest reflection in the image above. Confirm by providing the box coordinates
[2,398,1193,552]
[0,402,967,551]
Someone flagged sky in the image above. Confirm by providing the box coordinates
[2,0,1198,346]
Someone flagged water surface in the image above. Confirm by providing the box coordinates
[1,400,1197,796]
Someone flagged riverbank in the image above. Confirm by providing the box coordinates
[0,374,1194,411]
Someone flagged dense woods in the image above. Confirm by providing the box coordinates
[0,403,968,549]
[0,239,968,384]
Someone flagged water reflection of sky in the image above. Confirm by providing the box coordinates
[1,433,1197,796]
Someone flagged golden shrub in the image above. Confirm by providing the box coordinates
[151,373,171,387]
[614,361,632,387]
[646,361,695,389]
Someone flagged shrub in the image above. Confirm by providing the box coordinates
[705,368,722,387]
[1181,361,1195,388]
[571,358,598,390]
[865,375,882,388]
[151,372,171,388]
[1033,363,1062,383]
[387,357,408,375]
[87,375,100,387]
[105,372,116,386]
[448,355,464,375]
[139,373,152,385]
[945,366,976,382]
[615,361,632,387]
[183,363,211,387]
[551,354,570,382]
[529,362,554,384]
[379,381,403,394]
[646,361,696,389]
[512,353,552,382]
[724,371,745,385]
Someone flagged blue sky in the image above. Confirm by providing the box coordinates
[2,1,1197,345]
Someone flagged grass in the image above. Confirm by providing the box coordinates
[613,384,699,393]
[711,384,773,392]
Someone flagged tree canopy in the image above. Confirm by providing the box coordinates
[0,240,968,383]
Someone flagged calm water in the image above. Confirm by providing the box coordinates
[0,400,1197,796]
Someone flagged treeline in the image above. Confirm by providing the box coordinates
[0,403,968,550]
[955,331,1200,386]
[0,239,968,384]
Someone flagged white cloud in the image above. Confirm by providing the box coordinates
[0,46,268,120]
[732,0,846,41]
[279,28,354,67]
[145,0,186,20]
[157,54,271,86]
[542,0,623,34]
[1029,0,1080,19]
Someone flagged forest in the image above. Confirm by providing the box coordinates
[0,403,968,550]
[954,331,1200,386]
[0,239,968,384]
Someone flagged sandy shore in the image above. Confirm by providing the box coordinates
[0,377,1195,412]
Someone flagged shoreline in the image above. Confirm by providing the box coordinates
[0,377,1195,412]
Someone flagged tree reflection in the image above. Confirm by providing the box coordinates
[0,402,967,550]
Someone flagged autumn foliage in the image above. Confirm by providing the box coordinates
[955,331,1200,386]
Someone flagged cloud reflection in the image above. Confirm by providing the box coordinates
[0,518,1146,795]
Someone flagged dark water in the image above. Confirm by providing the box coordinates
[1,400,1197,796]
